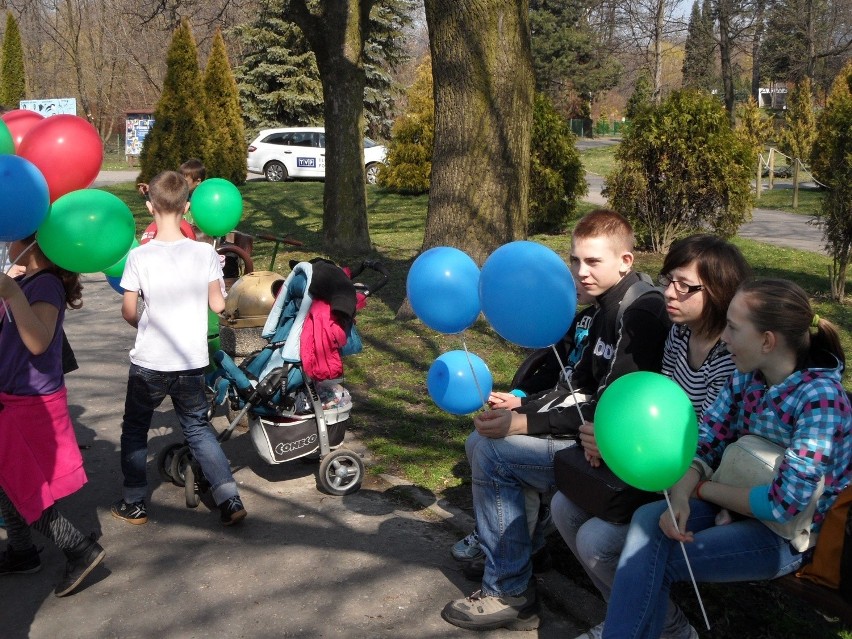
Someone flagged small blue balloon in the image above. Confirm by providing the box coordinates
[407,246,481,334]
[0,155,50,242]
[106,275,125,295]
[427,350,493,415]
[480,241,577,348]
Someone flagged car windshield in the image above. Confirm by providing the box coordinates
[364,138,378,148]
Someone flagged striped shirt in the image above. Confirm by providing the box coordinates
[661,325,735,418]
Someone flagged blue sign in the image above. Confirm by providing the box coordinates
[297,157,316,168]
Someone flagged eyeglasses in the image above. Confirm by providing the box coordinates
[658,273,704,295]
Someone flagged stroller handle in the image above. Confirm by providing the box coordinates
[349,260,390,297]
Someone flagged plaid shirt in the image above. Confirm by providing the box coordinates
[698,357,852,531]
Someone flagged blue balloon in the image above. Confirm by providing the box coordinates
[0,155,50,242]
[479,241,577,348]
[406,246,480,334]
[427,350,493,415]
[106,275,125,295]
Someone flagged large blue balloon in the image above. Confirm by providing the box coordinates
[407,247,480,334]
[427,350,493,415]
[0,155,50,242]
[479,241,577,348]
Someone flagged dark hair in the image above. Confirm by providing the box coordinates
[179,158,206,183]
[661,234,751,337]
[573,209,635,253]
[21,234,83,309]
[737,278,845,368]
[148,170,190,215]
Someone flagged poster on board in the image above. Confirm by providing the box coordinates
[125,113,155,157]
[19,98,77,116]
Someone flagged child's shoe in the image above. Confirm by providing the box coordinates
[219,496,247,526]
[111,499,148,525]
[0,545,41,575]
[55,535,105,597]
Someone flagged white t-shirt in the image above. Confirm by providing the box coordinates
[120,239,222,371]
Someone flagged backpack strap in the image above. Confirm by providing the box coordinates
[616,272,664,326]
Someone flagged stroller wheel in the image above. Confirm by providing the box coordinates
[169,446,192,488]
[157,442,184,484]
[184,462,200,508]
[318,449,364,496]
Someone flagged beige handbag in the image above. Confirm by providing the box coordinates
[712,434,824,552]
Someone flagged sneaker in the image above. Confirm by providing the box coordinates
[441,581,540,631]
[0,545,42,575]
[54,535,105,597]
[575,622,604,639]
[451,530,484,561]
[219,496,246,526]
[462,545,552,581]
[111,499,148,525]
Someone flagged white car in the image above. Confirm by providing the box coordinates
[246,127,387,184]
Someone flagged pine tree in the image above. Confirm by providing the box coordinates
[379,58,434,194]
[779,77,817,164]
[138,19,210,184]
[811,61,852,300]
[681,0,715,91]
[1,12,26,109]
[735,96,774,167]
[625,71,653,121]
[204,29,247,185]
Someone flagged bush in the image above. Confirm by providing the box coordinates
[528,93,587,233]
[605,89,753,253]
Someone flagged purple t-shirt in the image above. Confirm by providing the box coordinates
[0,272,66,396]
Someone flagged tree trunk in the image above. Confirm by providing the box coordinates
[652,0,665,104]
[422,0,534,265]
[717,0,735,124]
[750,0,765,101]
[288,0,373,255]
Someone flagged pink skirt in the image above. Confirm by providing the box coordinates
[0,389,87,524]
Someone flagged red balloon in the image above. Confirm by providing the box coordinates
[1,109,45,152]
[17,115,103,202]
[140,220,197,244]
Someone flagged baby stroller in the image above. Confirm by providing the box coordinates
[157,258,388,505]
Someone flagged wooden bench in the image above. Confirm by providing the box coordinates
[774,573,852,625]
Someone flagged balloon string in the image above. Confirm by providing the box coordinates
[553,344,586,424]
[462,337,489,412]
[1,240,37,324]
[663,490,711,631]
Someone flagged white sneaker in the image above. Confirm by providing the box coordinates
[451,530,484,561]
[574,621,604,639]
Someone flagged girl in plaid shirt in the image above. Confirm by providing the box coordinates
[596,279,852,639]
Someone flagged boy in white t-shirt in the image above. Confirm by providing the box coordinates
[111,171,246,527]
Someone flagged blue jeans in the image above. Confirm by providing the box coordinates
[550,491,693,639]
[602,499,804,639]
[466,430,575,596]
[120,364,238,506]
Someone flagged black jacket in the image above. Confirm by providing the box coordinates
[516,271,671,437]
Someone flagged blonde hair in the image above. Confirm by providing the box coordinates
[147,171,189,215]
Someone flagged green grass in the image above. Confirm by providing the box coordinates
[756,183,826,216]
[579,145,617,176]
[100,179,852,638]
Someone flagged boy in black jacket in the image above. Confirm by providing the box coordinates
[442,209,670,632]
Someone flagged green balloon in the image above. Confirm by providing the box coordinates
[102,237,140,278]
[189,178,243,237]
[594,371,698,492]
[38,189,136,274]
[0,121,13,155]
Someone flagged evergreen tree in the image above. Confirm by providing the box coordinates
[204,29,247,184]
[138,19,209,184]
[811,61,852,300]
[779,77,817,164]
[1,12,26,109]
[529,0,621,115]
[232,0,324,134]
[735,96,774,168]
[234,0,412,140]
[681,0,715,91]
[379,58,434,194]
[625,71,653,121]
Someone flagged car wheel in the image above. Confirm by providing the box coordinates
[365,162,382,185]
[264,161,288,182]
